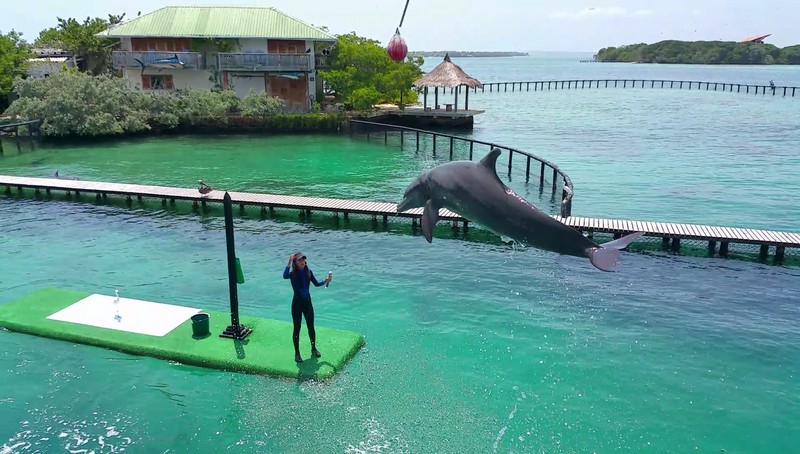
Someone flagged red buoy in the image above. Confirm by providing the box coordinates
[387,28,408,62]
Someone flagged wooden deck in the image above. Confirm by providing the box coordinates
[367,107,485,118]
[363,107,482,129]
[2,175,798,262]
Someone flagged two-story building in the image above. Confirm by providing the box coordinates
[26,48,78,78]
[96,6,336,112]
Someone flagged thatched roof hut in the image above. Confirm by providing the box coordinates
[412,53,483,89]
[412,53,482,111]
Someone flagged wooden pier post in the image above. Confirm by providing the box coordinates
[775,246,785,263]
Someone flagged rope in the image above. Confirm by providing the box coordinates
[398,0,410,29]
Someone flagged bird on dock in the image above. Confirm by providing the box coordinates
[198,180,213,195]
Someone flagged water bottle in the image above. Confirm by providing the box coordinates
[113,289,121,322]
[326,271,332,288]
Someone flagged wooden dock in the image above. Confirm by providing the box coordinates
[466,79,799,97]
[364,107,484,129]
[0,119,42,138]
[2,175,798,263]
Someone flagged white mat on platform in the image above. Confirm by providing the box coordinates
[47,293,201,337]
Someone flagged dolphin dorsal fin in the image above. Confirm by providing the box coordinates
[479,148,502,169]
[479,148,506,187]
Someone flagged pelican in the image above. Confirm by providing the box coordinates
[198,180,213,195]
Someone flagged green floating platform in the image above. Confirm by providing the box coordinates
[0,288,365,381]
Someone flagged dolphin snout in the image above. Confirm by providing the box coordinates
[398,177,427,212]
[397,197,415,213]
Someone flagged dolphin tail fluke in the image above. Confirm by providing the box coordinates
[588,232,645,272]
[134,58,146,75]
[588,248,621,272]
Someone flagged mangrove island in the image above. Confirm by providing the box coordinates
[593,40,800,65]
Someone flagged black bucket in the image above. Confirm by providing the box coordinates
[191,312,210,338]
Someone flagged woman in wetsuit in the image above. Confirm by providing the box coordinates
[283,252,332,363]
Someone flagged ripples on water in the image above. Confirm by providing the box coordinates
[1,198,798,452]
[1,56,800,452]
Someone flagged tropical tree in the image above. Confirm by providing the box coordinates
[34,14,125,74]
[318,32,424,109]
[0,30,31,109]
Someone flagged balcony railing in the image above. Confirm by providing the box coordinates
[112,51,206,70]
[217,53,311,72]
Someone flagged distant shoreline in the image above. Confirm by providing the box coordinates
[409,51,529,58]
[594,40,800,65]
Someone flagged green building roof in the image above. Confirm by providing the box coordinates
[96,6,336,40]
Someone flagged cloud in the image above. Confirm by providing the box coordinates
[549,7,656,19]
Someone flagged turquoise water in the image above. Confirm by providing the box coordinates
[2,55,799,453]
[421,55,800,230]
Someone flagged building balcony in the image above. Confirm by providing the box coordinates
[217,53,311,72]
[112,51,206,70]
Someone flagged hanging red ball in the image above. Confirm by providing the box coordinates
[387,29,408,62]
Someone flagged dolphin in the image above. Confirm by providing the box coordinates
[52,169,79,180]
[397,148,645,272]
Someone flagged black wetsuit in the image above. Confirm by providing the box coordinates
[283,266,325,355]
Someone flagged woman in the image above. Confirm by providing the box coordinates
[283,252,331,363]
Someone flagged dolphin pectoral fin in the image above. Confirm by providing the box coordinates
[421,199,440,243]
[599,231,645,250]
[587,232,645,272]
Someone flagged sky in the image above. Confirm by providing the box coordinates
[2,0,799,53]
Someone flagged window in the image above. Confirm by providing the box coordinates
[141,75,175,90]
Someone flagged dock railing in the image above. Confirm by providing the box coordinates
[349,119,574,217]
[463,79,798,97]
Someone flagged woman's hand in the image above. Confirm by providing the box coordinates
[287,254,294,266]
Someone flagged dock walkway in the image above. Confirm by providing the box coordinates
[2,175,798,263]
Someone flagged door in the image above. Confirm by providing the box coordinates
[230,74,267,98]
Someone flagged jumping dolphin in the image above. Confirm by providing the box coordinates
[397,148,645,271]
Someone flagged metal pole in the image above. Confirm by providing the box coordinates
[220,191,252,340]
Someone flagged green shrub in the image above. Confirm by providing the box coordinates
[5,69,151,136]
[240,90,286,116]
[3,70,343,136]
[348,87,381,110]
